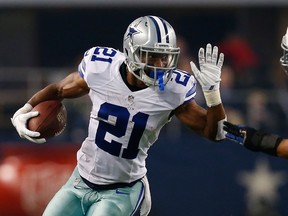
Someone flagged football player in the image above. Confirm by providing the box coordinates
[223,27,288,159]
[11,16,226,216]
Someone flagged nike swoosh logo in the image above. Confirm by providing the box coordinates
[116,189,129,195]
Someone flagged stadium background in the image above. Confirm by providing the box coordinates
[1,0,288,215]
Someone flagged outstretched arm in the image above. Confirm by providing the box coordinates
[175,43,226,141]
[223,27,288,158]
[223,121,288,158]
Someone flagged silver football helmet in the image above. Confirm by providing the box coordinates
[280,27,288,74]
[123,16,180,90]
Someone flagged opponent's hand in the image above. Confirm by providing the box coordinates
[190,43,224,91]
[223,121,247,145]
[11,104,46,144]
[223,121,257,149]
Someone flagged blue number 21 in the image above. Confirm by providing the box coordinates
[95,103,148,159]
[91,47,116,63]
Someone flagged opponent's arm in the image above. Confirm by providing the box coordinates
[223,27,288,157]
[223,121,288,158]
[276,139,288,158]
[11,72,89,143]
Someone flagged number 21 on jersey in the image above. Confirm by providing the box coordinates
[90,47,149,160]
[95,103,149,160]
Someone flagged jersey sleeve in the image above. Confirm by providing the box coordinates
[169,70,197,106]
[183,75,197,104]
[77,46,124,87]
[78,48,91,79]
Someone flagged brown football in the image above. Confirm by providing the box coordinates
[27,100,67,138]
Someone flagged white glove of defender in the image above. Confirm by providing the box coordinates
[190,43,224,91]
[190,43,224,107]
[11,103,46,144]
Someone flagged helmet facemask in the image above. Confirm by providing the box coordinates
[127,44,180,91]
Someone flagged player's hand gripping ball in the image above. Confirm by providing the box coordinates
[27,100,67,138]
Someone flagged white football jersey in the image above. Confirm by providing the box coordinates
[77,46,197,185]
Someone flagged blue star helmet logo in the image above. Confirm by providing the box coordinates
[126,27,139,39]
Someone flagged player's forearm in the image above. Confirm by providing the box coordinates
[205,103,226,140]
[27,72,89,107]
[27,84,63,107]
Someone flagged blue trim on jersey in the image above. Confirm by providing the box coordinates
[78,59,86,78]
[78,65,84,78]
[183,82,197,103]
[184,93,196,102]
[185,82,196,98]
[149,16,161,43]
[182,97,194,105]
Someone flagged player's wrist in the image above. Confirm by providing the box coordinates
[23,103,33,112]
[203,89,222,107]
[14,103,33,118]
[11,103,33,127]
[201,81,220,91]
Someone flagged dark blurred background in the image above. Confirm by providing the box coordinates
[0,1,288,215]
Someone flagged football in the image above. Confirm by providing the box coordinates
[27,100,67,139]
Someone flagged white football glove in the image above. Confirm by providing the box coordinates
[190,43,224,107]
[11,103,46,144]
[190,43,224,92]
